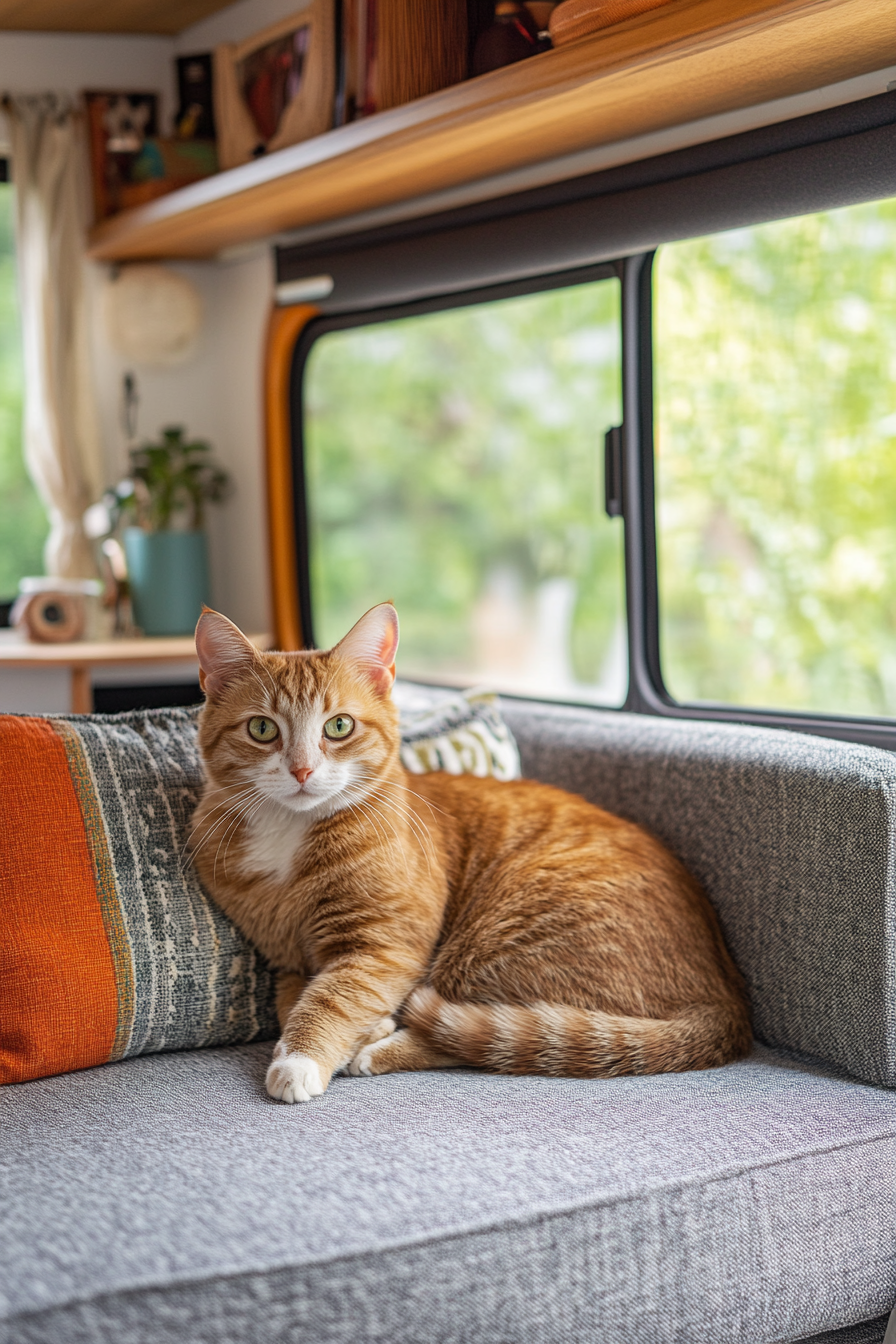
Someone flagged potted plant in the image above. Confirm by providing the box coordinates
[113,427,231,636]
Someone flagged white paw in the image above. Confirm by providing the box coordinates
[348,1034,393,1077]
[265,1042,326,1103]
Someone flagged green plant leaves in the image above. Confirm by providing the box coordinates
[124,426,231,532]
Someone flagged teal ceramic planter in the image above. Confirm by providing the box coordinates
[124,528,210,636]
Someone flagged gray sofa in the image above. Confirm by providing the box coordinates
[2,700,896,1344]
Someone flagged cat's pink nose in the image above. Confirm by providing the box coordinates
[292,766,313,785]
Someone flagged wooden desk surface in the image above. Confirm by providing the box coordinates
[0,632,273,667]
[0,632,275,713]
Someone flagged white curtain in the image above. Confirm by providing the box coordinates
[4,94,102,579]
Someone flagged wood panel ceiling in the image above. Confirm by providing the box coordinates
[0,0,237,35]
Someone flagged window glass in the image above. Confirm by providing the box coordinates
[0,177,47,597]
[304,280,625,702]
[655,198,896,717]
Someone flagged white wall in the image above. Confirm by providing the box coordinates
[88,247,275,634]
[177,0,310,52]
[0,0,283,635]
[0,32,176,131]
[0,0,305,115]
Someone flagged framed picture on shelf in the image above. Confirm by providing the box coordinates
[175,53,216,139]
[85,91,158,221]
[213,0,336,171]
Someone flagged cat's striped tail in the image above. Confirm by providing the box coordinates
[404,985,751,1077]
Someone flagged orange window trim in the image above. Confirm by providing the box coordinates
[264,302,320,651]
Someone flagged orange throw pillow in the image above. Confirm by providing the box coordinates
[0,717,123,1082]
[0,708,278,1086]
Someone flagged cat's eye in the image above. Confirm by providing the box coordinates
[248,716,279,743]
[323,714,354,740]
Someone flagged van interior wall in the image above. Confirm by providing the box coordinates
[85,253,274,637]
[0,0,297,634]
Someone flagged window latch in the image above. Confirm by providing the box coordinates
[604,425,623,518]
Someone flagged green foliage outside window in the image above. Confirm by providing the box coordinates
[304,281,625,698]
[0,183,47,598]
[657,198,896,717]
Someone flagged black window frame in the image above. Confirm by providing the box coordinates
[280,86,896,752]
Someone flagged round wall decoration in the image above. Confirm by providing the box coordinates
[103,264,204,367]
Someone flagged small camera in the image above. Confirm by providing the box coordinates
[10,578,104,644]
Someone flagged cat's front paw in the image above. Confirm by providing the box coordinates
[334,1018,397,1076]
[348,1033,395,1077]
[363,1015,397,1046]
[265,1041,327,1103]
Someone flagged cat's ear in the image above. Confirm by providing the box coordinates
[195,608,258,699]
[333,603,399,694]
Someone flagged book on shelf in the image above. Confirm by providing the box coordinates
[335,0,469,123]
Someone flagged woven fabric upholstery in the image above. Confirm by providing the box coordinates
[501,702,896,1088]
[0,1042,894,1344]
[805,1319,893,1344]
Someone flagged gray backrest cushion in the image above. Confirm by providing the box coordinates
[501,701,896,1088]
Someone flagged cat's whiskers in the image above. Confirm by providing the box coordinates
[246,662,278,710]
[253,653,282,703]
[185,778,266,825]
[187,796,265,874]
[181,782,268,867]
[352,769,434,837]
[340,777,404,851]
[341,792,407,877]
[371,779,446,854]
[365,783,432,843]
[184,784,269,872]
[213,788,270,882]
[355,779,436,874]
[394,781,448,821]
[362,776,435,840]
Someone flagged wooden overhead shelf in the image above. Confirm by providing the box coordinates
[88,0,896,262]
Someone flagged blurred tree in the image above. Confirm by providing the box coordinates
[305,280,625,697]
[656,197,896,717]
[0,183,47,599]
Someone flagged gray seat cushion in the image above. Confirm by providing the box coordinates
[502,702,896,1088]
[1,1044,894,1344]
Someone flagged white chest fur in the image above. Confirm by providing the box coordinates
[238,801,316,885]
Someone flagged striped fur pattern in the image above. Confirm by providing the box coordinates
[404,989,744,1078]
[192,604,751,1103]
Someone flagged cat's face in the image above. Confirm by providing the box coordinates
[196,604,400,817]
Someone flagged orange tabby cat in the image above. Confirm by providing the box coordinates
[192,603,751,1104]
